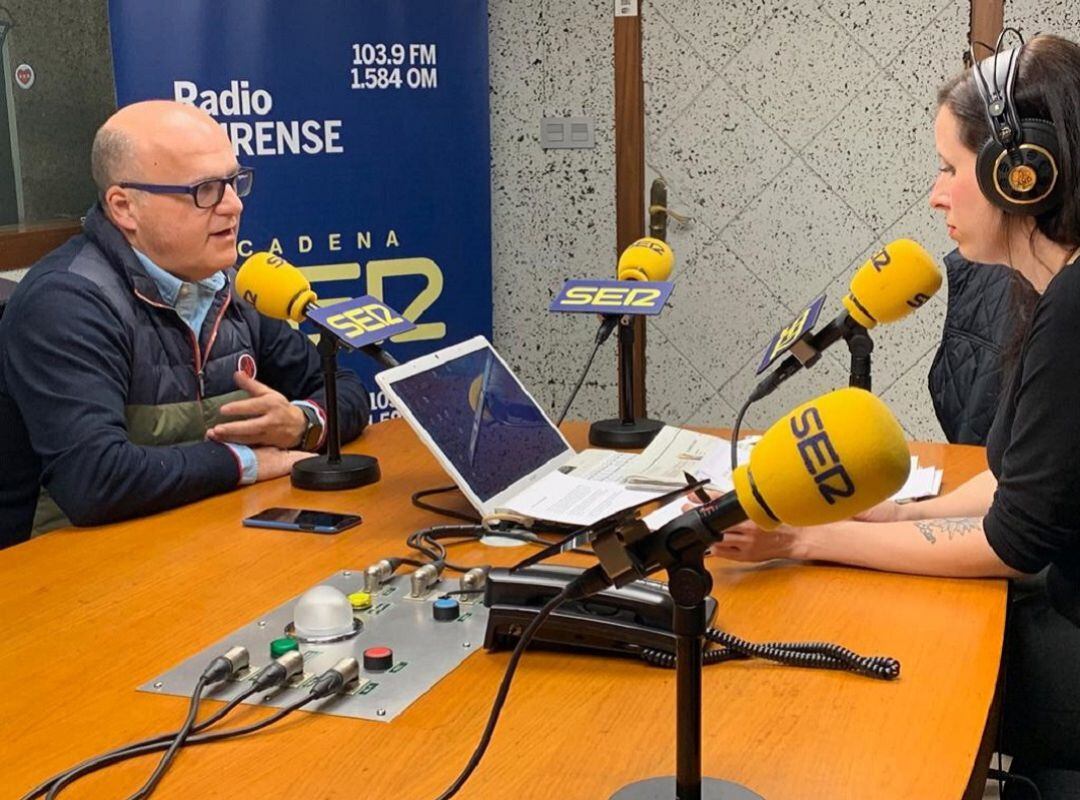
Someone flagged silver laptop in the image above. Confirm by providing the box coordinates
[375,336,582,518]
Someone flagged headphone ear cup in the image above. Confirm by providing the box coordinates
[1018,119,1062,214]
[977,119,1062,215]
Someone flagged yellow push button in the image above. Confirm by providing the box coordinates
[348,591,372,610]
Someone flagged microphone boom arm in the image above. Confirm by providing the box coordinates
[750,312,873,402]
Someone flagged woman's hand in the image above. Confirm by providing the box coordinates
[852,500,908,523]
[709,520,806,563]
[684,491,806,562]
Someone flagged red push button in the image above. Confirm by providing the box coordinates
[363,646,394,672]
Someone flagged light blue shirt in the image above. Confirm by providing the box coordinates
[134,250,226,339]
[133,249,258,485]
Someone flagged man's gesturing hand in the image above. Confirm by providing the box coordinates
[207,371,307,449]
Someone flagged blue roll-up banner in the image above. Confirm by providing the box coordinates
[108,1,492,423]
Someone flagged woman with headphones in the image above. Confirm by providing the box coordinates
[711,31,1080,788]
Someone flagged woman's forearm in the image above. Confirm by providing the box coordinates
[798,516,1024,578]
[896,469,997,521]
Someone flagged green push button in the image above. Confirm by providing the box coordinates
[270,637,299,659]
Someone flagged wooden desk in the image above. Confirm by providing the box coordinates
[0,421,1003,799]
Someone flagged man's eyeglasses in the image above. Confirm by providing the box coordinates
[117,167,254,209]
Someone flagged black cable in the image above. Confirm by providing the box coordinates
[639,646,744,668]
[639,628,899,681]
[406,524,488,572]
[44,675,210,800]
[706,629,900,680]
[23,654,306,800]
[120,675,209,800]
[37,657,353,800]
[41,694,318,799]
[405,524,581,575]
[411,484,482,523]
[556,319,614,426]
[729,394,753,473]
[987,767,1043,799]
[26,685,259,800]
[433,587,572,800]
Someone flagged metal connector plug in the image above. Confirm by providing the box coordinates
[251,649,305,691]
[460,566,489,595]
[202,645,250,684]
[364,558,399,593]
[310,657,360,698]
[410,563,443,597]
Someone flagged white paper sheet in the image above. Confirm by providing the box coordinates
[621,426,723,489]
[500,471,664,527]
[890,456,943,502]
[693,435,758,492]
[557,449,636,482]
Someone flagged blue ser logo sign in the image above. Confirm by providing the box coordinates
[550,279,674,316]
[307,295,416,348]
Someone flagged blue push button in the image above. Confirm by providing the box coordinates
[433,597,460,622]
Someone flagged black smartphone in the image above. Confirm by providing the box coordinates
[242,507,362,534]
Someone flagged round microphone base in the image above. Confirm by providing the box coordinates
[291,454,381,491]
[588,417,665,450]
[610,777,762,799]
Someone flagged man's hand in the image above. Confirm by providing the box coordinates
[208,372,306,449]
[252,447,311,482]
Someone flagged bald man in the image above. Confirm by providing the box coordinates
[0,101,370,544]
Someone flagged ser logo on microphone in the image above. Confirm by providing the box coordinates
[306,294,417,349]
[563,285,662,307]
[906,292,932,309]
[790,406,855,504]
[870,248,891,271]
[550,279,674,316]
[239,253,290,307]
[326,301,405,338]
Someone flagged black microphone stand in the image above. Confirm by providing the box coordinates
[589,315,665,449]
[844,324,873,390]
[291,332,381,491]
[611,549,761,800]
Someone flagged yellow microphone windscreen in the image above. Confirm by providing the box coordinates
[842,239,942,329]
[617,237,675,282]
[732,387,910,529]
[235,252,318,323]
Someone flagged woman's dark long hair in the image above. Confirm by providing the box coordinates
[937,35,1080,366]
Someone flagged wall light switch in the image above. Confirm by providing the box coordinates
[541,116,595,149]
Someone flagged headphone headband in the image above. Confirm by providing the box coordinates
[973,43,1024,149]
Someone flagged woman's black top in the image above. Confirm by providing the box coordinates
[985,258,1080,593]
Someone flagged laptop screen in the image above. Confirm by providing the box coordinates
[387,344,569,502]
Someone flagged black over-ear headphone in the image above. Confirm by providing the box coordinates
[971,29,1062,216]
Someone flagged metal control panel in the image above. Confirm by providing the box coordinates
[139,569,489,722]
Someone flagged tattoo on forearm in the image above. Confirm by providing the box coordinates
[914,517,979,545]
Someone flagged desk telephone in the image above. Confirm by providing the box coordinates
[482,565,901,679]
[482,565,717,657]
